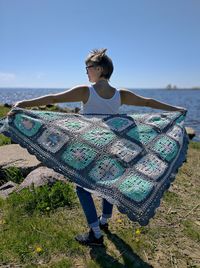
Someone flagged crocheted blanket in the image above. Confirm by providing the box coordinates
[0,108,188,225]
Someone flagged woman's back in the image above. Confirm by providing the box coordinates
[81,85,121,114]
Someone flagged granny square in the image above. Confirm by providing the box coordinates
[110,139,142,163]
[135,154,167,180]
[105,117,133,132]
[61,142,97,170]
[126,124,158,145]
[118,173,154,202]
[14,114,42,137]
[37,128,69,153]
[82,128,116,147]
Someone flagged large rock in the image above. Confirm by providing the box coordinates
[17,166,68,191]
[0,181,18,199]
[0,144,41,177]
[185,127,196,140]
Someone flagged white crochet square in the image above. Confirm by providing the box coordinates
[135,154,167,180]
[167,125,183,144]
[37,128,69,153]
[110,139,142,163]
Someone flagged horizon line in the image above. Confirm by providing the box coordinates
[0,86,199,90]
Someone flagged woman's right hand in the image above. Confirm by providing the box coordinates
[7,101,23,117]
[13,101,24,108]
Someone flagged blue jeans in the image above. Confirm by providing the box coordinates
[76,186,113,227]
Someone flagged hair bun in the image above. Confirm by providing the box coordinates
[99,48,107,56]
[90,48,107,58]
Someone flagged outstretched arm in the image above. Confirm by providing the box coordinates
[14,85,89,108]
[120,89,186,112]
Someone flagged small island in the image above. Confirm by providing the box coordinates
[166,84,177,90]
[166,84,200,90]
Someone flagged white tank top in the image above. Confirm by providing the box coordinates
[81,85,121,114]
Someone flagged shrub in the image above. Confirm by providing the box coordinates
[2,166,24,184]
[8,181,77,214]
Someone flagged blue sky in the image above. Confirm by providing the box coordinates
[0,0,200,88]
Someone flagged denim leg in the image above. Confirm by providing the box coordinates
[102,198,113,218]
[76,186,98,227]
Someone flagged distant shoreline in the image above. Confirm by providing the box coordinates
[0,87,200,91]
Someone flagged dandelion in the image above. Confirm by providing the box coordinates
[35,246,43,253]
[135,228,141,236]
[133,228,141,243]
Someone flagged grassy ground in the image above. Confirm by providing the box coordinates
[0,142,199,268]
[0,105,11,146]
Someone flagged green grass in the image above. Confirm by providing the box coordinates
[2,166,24,184]
[8,181,78,214]
[0,182,81,265]
[0,133,11,146]
[183,220,200,242]
[0,207,83,264]
[189,141,200,150]
[0,105,12,146]
[0,105,10,118]
[163,190,182,206]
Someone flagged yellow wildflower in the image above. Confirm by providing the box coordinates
[116,219,122,223]
[135,228,141,236]
[35,246,43,253]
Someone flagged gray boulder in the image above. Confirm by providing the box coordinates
[0,181,18,199]
[0,144,41,179]
[17,166,68,191]
[185,127,196,140]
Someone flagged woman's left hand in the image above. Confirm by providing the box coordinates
[175,106,187,113]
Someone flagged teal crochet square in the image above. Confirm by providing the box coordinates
[33,111,65,120]
[105,117,133,132]
[82,128,115,147]
[89,157,125,184]
[152,136,179,162]
[118,173,153,202]
[127,124,158,145]
[14,114,42,137]
[61,142,97,170]
[176,115,185,125]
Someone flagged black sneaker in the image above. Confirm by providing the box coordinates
[98,216,109,232]
[75,229,104,246]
